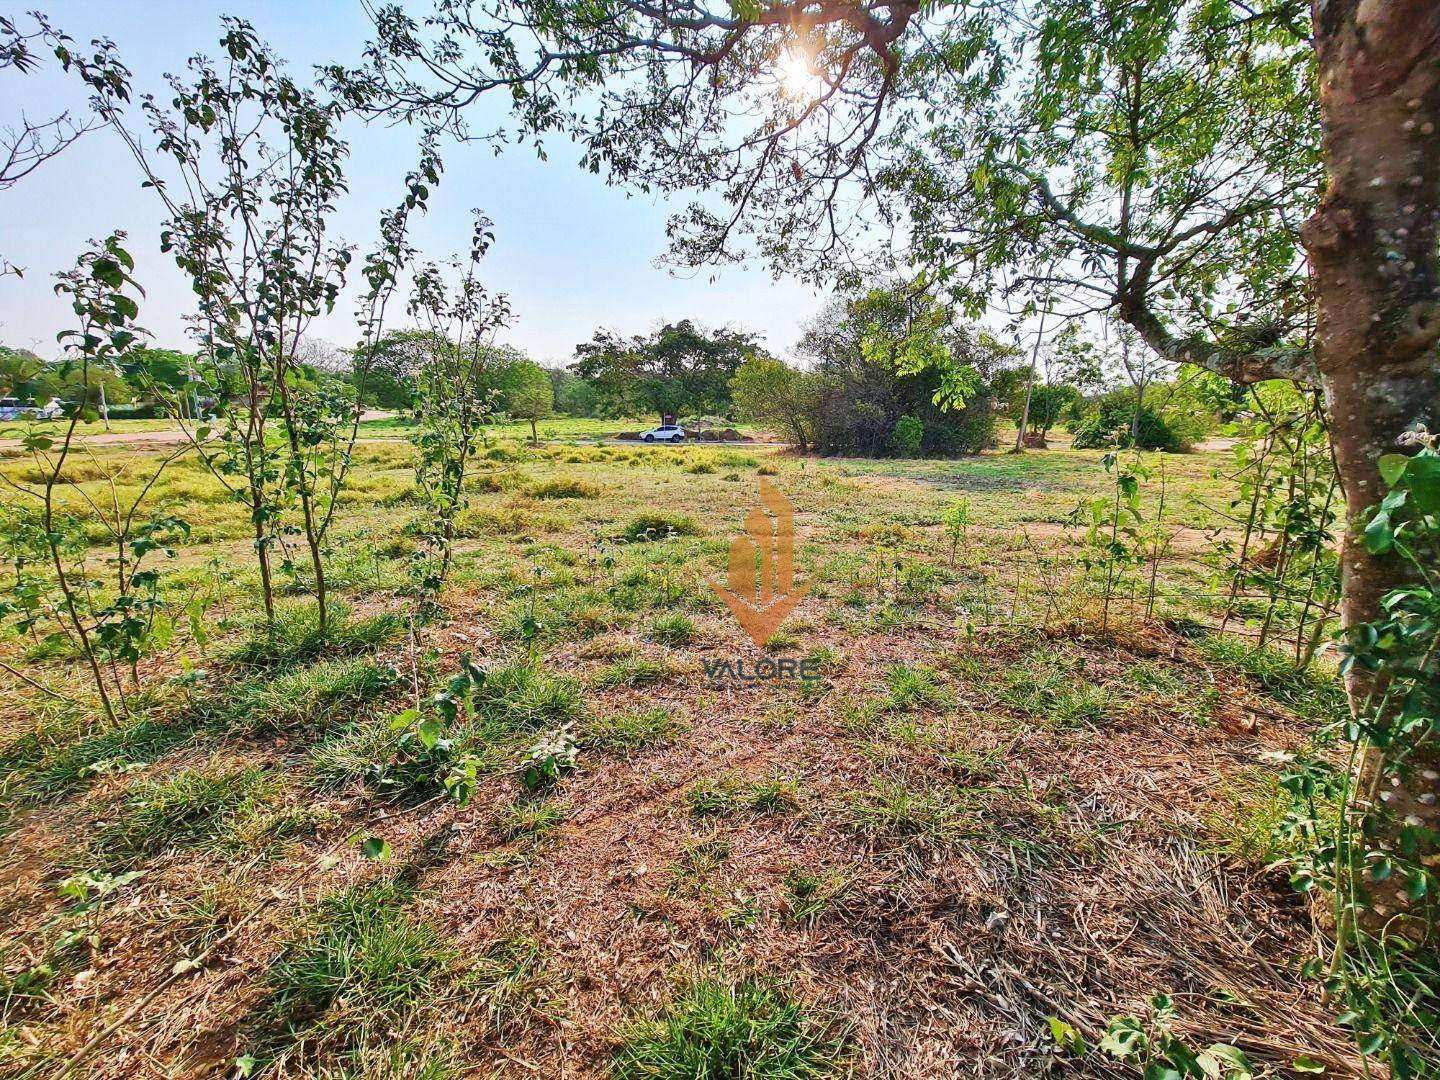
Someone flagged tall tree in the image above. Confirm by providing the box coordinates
[572,320,764,420]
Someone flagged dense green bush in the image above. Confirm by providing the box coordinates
[1069,388,1205,452]
[892,415,924,455]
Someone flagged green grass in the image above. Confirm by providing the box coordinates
[1193,633,1347,721]
[648,613,698,645]
[784,869,851,925]
[594,656,671,688]
[581,709,689,752]
[262,879,459,1067]
[202,656,400,735]
[90,765,278,866]
[492,797,569,844]
[25,714,201,798]
[884,664,954,711]
[613,976,846,1080]
[227,605,403,668]
[468,935,563,1036]
[687,774,800,817]
[994,647,1114,730]
[622,512,701,541]
[840,777,973,849]
[478,665,585,730]
[530,476,604,499]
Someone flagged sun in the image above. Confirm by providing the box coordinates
[776,47,825,102]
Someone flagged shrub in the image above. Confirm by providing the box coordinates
[1069,388,1206,452]
[622,513,700,541]
[891,414,924,455]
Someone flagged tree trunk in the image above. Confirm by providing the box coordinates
[530,417,538,444]
[1302,0,1440,932]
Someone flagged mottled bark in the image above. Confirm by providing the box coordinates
[1301,0,1440,932]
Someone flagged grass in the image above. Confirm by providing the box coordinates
[648,612,698,645]
[784,869,851,925]
[613,976,847,1080]
[594,655,672,687]
[687,773,800,817]
[90,765,278,866]
[581,708,689,751]
[1193,633,1347,721]
[622,512,701,541]
[202,656,401,735]
[884,664,954,711]
[469,935,563,1035]
[840,777,974,849]
[262,879,459,1066]
[478,664,585,730]
[227,605,403,668]
[493,797,569,844]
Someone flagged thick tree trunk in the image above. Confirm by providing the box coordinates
[1302,0,1440,932]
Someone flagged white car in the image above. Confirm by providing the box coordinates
[640,424,685,443]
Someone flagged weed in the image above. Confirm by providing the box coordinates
[493,798,569,844]
[841,778,972,849]
[885,664,954,711]
[262,879,458,1065]
[469,935,563,1035]
[479,665,585,730]
[207,657,401,735]
[530,476,603,499]
[91,766,277,866]
[613,976,846,1079]
[595,656,671,688]
[228,606,401,668]
[649,613,698,646]
[784,869,851,925]
[622,512,700,541]
[687,774,799,817]
[581,709,689,751]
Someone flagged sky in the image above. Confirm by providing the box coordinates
[0,1,830,366]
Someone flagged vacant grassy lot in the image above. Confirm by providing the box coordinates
[0,434,1362,1077]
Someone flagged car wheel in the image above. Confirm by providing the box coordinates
[643,434,654,442]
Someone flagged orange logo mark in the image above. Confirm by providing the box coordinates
[708,479,811,647]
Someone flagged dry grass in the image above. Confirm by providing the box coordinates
[0,437,1364,1078]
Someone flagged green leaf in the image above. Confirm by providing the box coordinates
[1362,512,1393,555]
[360,836,391,861]
[233,1054,257,1077]
[1291,1054,1327,1074]
[1377,454,1410,487]
[1048,1016,1085,1055]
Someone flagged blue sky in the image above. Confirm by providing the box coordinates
[1,1,828,365]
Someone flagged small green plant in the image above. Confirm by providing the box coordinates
[1049,994,1255,1079]
[613,976,846,1079]
[941,498,971,567]
[518,725,579,793]
[784,868,850,925]
[370,654,490,805]
[648,613,698,645]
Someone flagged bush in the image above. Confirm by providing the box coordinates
[622,512,700,541]
[891,415,923,455]
[1069,388,1202,452]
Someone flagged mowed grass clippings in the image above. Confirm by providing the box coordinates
[0,436,1368,1078]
